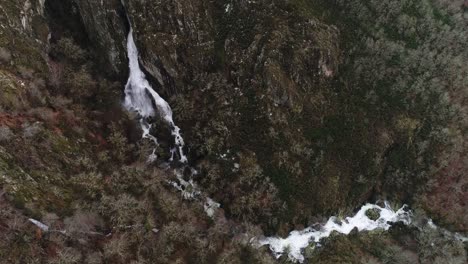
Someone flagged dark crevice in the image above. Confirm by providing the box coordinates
[119,0,132,35]
[45,0,90,47]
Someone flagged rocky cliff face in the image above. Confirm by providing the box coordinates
[1,0,467,263]
[73,0,128,76]
[124,0,345,227]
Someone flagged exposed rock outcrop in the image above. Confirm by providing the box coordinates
[74,0,128,77]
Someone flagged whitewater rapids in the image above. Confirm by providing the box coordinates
[258,202,411,263]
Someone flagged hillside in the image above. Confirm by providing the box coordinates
[0,0,467,263]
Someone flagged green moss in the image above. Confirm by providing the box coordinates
[288,0,328,19]
[365,208,381,221]
[0,70,27,110]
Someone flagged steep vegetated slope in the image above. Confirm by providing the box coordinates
[331,0,468,232]
[0,0,466,263]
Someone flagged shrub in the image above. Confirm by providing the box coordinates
[108,166,144,195]
[107,122,135,163]
[49,95,72,109]
[51,247,82,264]
[63,210,104,235]
[224,152,281,225]
[71,172,103,199]
[99,194,145,227]
[103,234,132,261]
[85,252,104,264]
[52,38,87,64]
[64,67,96,100]
[416,226,466,264]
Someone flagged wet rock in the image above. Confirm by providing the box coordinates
[349,227,359,236]
[366,208,381,221]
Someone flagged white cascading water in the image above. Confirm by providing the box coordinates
[258,202,411,263]
[124,29,187,163]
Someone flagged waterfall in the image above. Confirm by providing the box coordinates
[122,26,217,216]
[124,29,187,163]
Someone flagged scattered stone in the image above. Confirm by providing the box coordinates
[0,126,14,141]
[0,47,12,63]
[22,122,42,138]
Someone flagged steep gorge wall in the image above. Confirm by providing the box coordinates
[2,0,464,234]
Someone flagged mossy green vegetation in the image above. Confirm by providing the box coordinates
[331,0,467,203]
